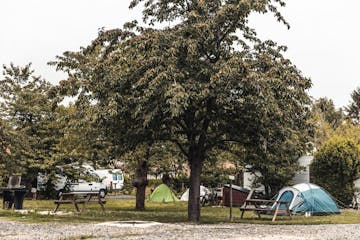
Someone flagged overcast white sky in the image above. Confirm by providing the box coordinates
[1,0,359,108]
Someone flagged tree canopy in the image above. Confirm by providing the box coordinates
[52,0,312,221]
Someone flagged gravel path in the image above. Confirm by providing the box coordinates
[0,219,360,240]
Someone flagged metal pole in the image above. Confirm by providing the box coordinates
[230,180,233,221]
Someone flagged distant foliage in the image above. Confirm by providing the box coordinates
[313,97,343,129]
[310,97,344,149]
[346,87,360,124]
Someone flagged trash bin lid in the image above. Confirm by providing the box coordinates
[7,176,21,188]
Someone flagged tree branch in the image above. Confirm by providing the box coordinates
[171,139,189,158]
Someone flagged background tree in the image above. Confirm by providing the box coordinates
[0,119,10,157]
[346,87,360,124]
[0,63,61,187]
[311,137,360,204]
[309,97,344,149]
[313,97,343,129]
[0,119,14,182]
[53,104,113,166]
[33,103,114,197]
[52,0,312,221]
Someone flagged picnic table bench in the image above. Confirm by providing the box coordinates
[239,190,291,222]
[352,193,360,210]
[53,192,106,213]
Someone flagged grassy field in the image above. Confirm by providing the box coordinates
[1,198,360,225]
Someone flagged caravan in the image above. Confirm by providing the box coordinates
[93,169,124,191]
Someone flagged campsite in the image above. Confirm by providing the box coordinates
[1,197,360,239]
[1,173,360,239]
[0,195,359,224]
[2,0,360,239]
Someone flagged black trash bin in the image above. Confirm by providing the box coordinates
[1,175,27,210]
[1,188,27,210]
[14,189,27,209]
[2,190,14,209]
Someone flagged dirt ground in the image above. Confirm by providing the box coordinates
[1,219,360,240]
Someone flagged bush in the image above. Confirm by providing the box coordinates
[311,137,360,204]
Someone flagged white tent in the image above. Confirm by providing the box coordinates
[180,186,210,201]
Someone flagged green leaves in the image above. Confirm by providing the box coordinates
[312,137,360,204]
[165,83,189,118]
[0,64,60,181]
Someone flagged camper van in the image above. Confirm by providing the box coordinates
[93,169,124,191]
[37,165,108,197]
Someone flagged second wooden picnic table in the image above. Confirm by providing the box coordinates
[240,198,292,222]
[53,192,106,213]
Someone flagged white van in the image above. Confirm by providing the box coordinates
[37,166,107,197]
[68,170,107,197]
[94,169,124,191]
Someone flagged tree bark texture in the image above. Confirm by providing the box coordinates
[188,156,203,222]
[133,159,148,211]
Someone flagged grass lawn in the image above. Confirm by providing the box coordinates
[1,198,360,224]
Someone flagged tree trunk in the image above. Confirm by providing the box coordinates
[136,182,146,210]
[133,158,148,211]
[188,156,203,222]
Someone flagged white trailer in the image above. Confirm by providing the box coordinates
[94,169,124,191]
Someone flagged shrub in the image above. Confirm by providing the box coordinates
[311,137,360,204]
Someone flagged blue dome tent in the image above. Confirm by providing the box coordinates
[274,183,339,215]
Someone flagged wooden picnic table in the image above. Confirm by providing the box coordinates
[240,198,291,222]
[352,193,360,210]
[239,190,291,222]
[53,192,106,213]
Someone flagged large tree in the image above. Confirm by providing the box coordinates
[52,104,112,167]
[52,0,312,221]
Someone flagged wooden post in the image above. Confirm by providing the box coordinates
[229,175,235,221]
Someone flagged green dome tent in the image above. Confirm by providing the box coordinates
[149,184,179,202]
